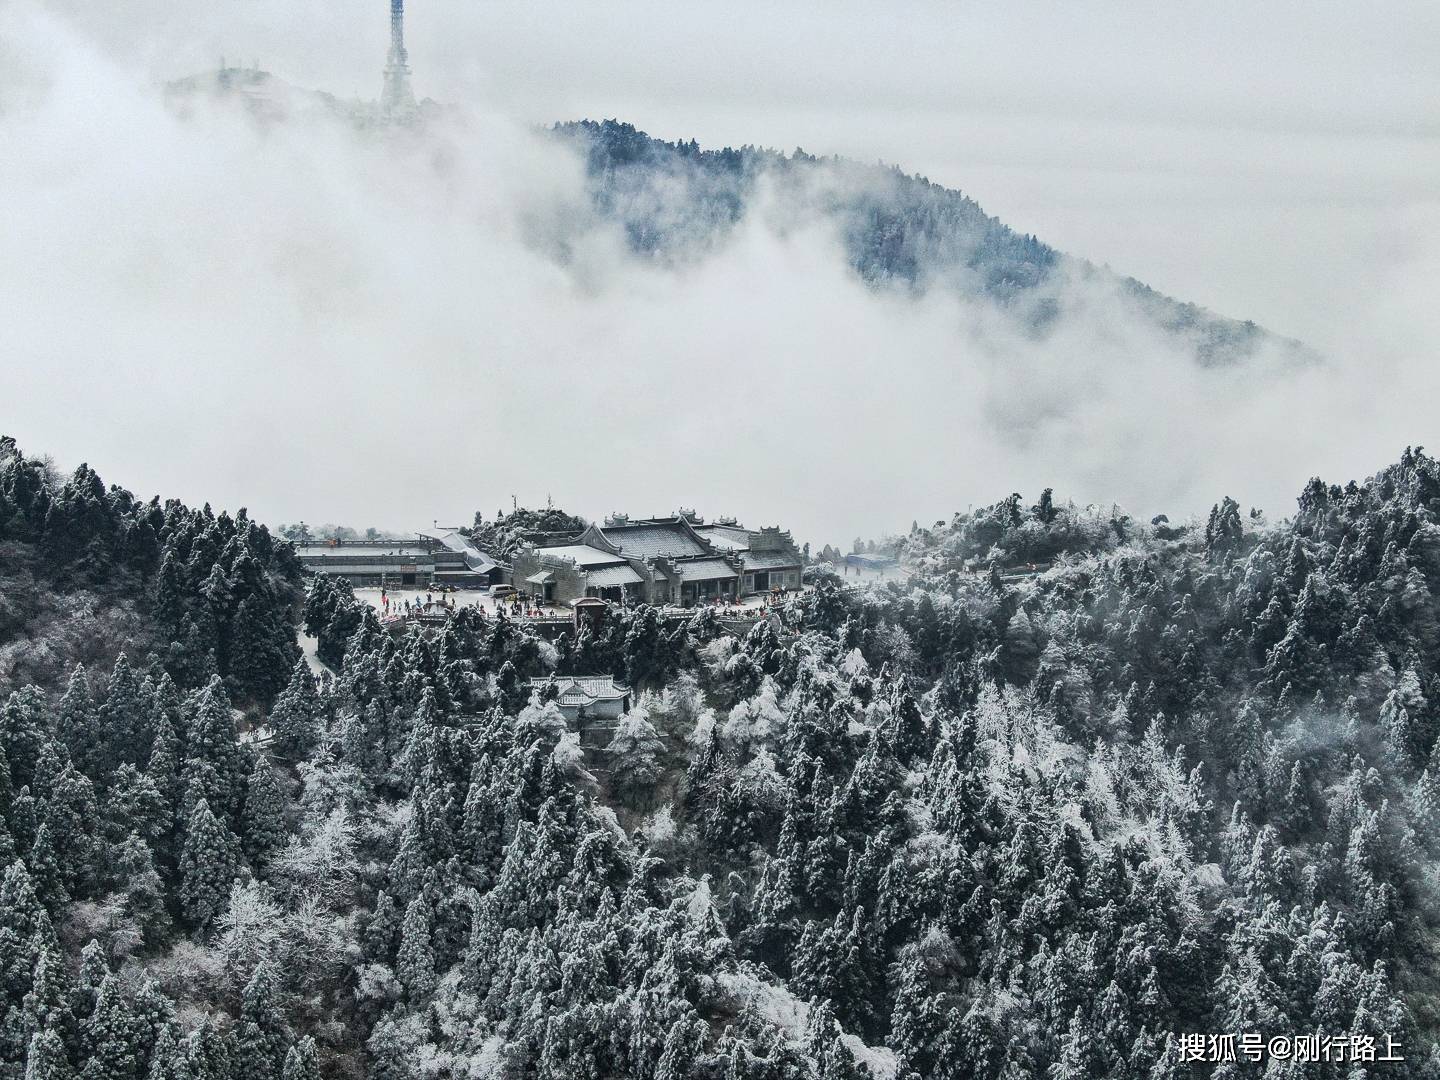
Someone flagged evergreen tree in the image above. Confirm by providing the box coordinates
[182,1019,234,1080]
[395,896,437,1002]
[27,825,69,914]
[177,799,241,929]
[80,975,144,1080]
[24,1028,72,1080]
[280,1037,320,1080]
[235,963,287,1080]
[22,942,75,1050]
[54,667,98,780]
[99,655,154,777]
[240,758,286,864]
[267,663,320,761]
[605,702,665,808]
[227,598,296,707]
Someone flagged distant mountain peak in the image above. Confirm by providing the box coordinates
[159,74,1311,368]
[556,119,1314,367]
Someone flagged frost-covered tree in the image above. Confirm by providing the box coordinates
[177,798,241,928]
[605,700,665,807]
[280,1037,320,1080]
[394,896,436,1002]
[241,757,287,863]
[235,963,287,1080]
[267,661,321,761]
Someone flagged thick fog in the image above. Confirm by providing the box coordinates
[2,1,1437,547]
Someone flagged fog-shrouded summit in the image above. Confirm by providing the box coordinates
[164,1,439,129]
[553,119,1313,368]
[7,0,1433,552]
[159,0,1308,371]
[164,50,1311,370]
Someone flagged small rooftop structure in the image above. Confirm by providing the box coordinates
[530,675,633,723]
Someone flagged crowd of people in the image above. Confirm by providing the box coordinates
[378,589,558,622]
[690,585,796,617]
[374,582,808,626]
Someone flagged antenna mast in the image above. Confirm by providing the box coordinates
[380,0,417,119]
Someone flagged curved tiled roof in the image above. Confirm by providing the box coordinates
[674,558,739,581]
[585,564,644,587]
[529,675,631,706]
[604,524,707,559]
[743,551,802,571]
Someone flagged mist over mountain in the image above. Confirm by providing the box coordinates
[165,66,1310,372]
[4,5,1429,550]
[554,119,1311,369]
[4,3,1440,1077]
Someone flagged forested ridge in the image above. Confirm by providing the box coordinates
[0,436,301,704]
[553,120,1309,367]
[3,434,1440,1078]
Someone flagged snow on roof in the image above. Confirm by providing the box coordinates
[524,571,554,585]
[564,676,630,698]
[602,523,706,559]
[537,543,626,567]
[298,543,433,558]
[419,529,499,571]
[529,675,631,705]
[584,564,644,587]
[420,527,472,552]
[695,524,753,551]
[742,551,801,571]
[674,558,738,581]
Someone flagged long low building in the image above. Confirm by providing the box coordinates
[294,529,504,588]
[511,514,804,607]
[695,521,805,595]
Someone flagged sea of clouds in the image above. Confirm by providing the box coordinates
[1,2,1436,547]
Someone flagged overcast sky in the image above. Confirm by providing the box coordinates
[30,0,1439,348]
[3,1,1437,544]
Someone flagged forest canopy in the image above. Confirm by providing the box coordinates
[2,434,1439,1078]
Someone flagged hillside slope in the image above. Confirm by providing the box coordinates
[0,437,302,705]
[5,431,1440,1076]
[556,119,1311,367]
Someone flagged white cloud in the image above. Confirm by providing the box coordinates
[2,1,1437,547]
